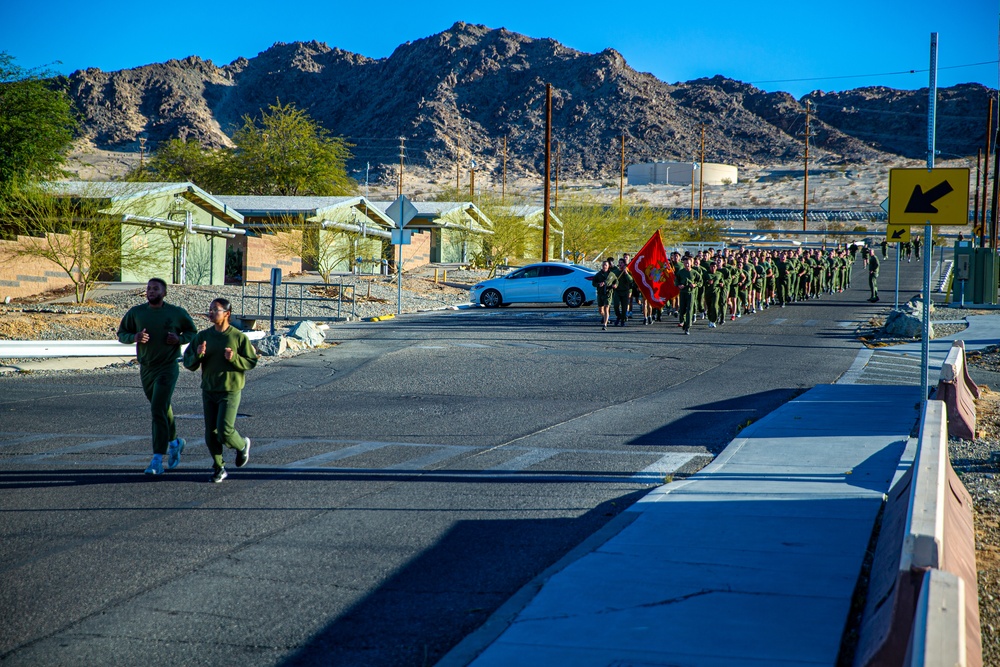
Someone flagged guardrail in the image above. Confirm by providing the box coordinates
[853,398,981,667]
[0,331,265,358]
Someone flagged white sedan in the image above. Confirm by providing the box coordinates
[469,262,598,308]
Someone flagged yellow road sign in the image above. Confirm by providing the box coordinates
[888,168,969,225]
[886,225,910,243]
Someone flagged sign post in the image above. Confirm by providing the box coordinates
[886,225,909,310]
[386,195,418,316]
[269,267,282,336]
[886,38,970,405]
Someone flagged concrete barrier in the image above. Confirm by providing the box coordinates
[853,401,981,667]
[905,569,966,667]
[936,340,980,440]
[0,331,265,358]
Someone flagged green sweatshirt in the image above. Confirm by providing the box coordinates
[117,302,197,371]
[183,326,258,392]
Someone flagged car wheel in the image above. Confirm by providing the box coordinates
[563,288,585,308]
[480,289,502,308]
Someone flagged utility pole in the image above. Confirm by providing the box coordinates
[803,101,811,232]
[397,137,405,198]
[138,136,147,173]
[699,124,706,224]
[982,97,993,246]
[619,134,625,206]
[542,83,552,262]
[502,135,508,203]
[992,118,1000,250]
[975,149,982,231]
[690,160,696,220]
[554,139,560,210]
[469,161,476,200]
[921,32,938,409]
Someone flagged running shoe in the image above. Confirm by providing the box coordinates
[211,466,228,483]
[145,455,164,476]
[166,438,185,470]
[236,437,251,468]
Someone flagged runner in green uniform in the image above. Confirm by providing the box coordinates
[117,278,198,476]
[183,298,258,483]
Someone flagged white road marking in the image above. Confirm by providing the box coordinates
[630,453,698,483]
[0,435,702,485]
[486,448,561,471]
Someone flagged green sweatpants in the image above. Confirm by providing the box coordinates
[202,390,247,468]
[140,364,179,455]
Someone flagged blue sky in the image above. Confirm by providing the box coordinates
[3,0,997,98]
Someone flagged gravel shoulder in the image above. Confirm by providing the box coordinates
[958,349,1000,664]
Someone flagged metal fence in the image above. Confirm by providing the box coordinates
[239,280,357,324]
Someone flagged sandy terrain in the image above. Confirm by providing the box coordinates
[65,141,971,218]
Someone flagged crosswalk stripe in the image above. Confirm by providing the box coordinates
[772,318,787,325]
[385,444,474,470]
[487,448,561,472]
[285,441,387,468]
[0,435,702,483]
[5,436,146,465]
[630,453,698,482]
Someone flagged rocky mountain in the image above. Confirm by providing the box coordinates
[61,22,995,179]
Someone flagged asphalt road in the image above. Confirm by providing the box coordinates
[0,258,927,667]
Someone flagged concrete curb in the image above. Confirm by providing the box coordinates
[0,356,134,373]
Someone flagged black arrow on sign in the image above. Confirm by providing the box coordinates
[904,181,953,214]
[890,228,907,240]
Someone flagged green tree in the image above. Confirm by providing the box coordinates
[675,216,725,242]
[558,195,621,263]
[136,138,227,190]
[468,192,528,276]
[228,101,356,196]
[0,53,77,193]
[133,102,356,196]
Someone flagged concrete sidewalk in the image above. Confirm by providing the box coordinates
[442,383,921,667]
[880,314,1000,365]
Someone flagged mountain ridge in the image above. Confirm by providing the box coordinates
[61,22,995,178]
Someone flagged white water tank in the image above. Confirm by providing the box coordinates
[627,161,738,186]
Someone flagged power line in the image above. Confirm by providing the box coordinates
[806,101,986,121]
[750,60,998,86]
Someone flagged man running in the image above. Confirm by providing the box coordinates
[117,278,198,475]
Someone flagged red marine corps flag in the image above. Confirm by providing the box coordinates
[627,230,678,307]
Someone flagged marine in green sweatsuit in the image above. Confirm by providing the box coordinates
[183,298,258,481]
[117,279,197,470]
[674,257,700,333]
[868,254,880,301]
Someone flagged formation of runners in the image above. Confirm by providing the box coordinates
[591,244,881,334]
